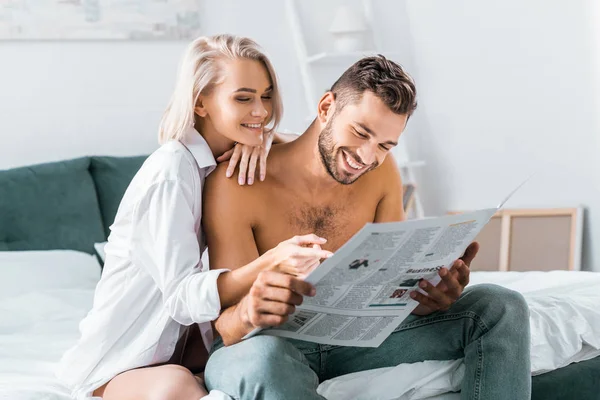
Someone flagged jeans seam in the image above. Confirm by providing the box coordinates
[473,337,483,400]
[301,349,321,355]
[319,346,327,382]
[395,311,490,333]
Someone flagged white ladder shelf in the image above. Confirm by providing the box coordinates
[285,0,425,219]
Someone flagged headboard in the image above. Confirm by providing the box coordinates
[0,155,147,254]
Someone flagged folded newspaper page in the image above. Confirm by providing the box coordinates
[242,176,533,347]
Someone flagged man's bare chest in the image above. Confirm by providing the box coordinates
[252,190,379,254]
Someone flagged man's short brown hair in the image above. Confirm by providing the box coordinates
[330,55,417,117]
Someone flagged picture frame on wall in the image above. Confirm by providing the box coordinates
[449,207,584,272]
[0,1,202,40]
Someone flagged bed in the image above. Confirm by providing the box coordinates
[1,156,599,400]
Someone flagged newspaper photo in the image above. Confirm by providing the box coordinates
[243,176,534,347]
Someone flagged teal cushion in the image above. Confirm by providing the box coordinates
[532,356,600,399]
[0,157,105,253]
[90,155,147,237]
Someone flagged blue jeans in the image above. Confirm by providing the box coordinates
[205,284,531,400]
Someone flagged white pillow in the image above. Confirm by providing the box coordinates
[94,241,108,262]
[0,250,101,301]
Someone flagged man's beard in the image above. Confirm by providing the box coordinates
[318,117,378,185]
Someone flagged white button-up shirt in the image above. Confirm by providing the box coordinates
[56,128,228,399]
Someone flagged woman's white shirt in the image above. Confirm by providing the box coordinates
[56,128,228,399]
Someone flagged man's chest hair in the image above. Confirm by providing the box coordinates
[264,180,379,249]
[285,201,361,246]
[289,204,338,237]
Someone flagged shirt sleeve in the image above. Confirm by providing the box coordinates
[130,178,229,326]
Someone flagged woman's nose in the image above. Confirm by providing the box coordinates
[251,101,268,118]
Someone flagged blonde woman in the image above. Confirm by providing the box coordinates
[56,34,332,400]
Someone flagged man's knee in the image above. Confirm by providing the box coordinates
[463,284,530,329]
[206,335,303,388]
[150,365,202,400]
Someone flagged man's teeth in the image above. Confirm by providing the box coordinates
[242,123,262,129]
[346,154,364,170]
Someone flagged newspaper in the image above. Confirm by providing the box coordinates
[243,176,533,348]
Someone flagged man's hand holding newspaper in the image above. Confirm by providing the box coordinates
[411,241,478,316]
[237,270,317,331]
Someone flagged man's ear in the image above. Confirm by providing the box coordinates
[194,96,208,117]
[317,92,336,124]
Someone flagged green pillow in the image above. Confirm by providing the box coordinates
[0,157,105,253]
[90,155,147,237]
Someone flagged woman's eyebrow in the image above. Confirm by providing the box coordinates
[234,87,257,93]
[234,85,272,94]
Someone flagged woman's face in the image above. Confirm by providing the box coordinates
[199,58,274,147]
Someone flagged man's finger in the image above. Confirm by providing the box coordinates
[255,299,296,317]
[439,268,462,299]
[455,261,470,286]
[260,286,304,306]
[252,312,289,329]
[247,147,260,185]
[460,242,480,267]
[262,272,316,297]
[410,291,439,311]
[417,280,453,309]
[226,146,242,178]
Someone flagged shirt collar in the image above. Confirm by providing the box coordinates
[180,126,217,173]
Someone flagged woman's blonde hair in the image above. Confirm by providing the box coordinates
[158,34,283,144]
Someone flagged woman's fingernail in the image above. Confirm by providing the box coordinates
[248,178,254,185]
[226,171,232,178]
[420,281,427,289]
[238,178,244,185]
[410,292,417,299]
[260,174,265,181]
[320,237,327,242]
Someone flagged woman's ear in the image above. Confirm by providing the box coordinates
[194,96,208,117]
[317,92,335,124]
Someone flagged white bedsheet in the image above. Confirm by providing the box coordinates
[0,251,100,400]
[318,271,600,400]
[1,251,599,400]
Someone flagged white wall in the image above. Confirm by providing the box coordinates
[401,0,600,271]
[0,0,309,170]
[1,0,598,270]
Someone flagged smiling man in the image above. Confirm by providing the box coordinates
[201,56,531,400]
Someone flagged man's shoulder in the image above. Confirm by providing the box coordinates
[205,163,245,203]
[205,163,268,193]
[204,163,268,215]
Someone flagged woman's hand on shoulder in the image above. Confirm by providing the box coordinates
[216,131,276,186]
[216,130,299,186]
